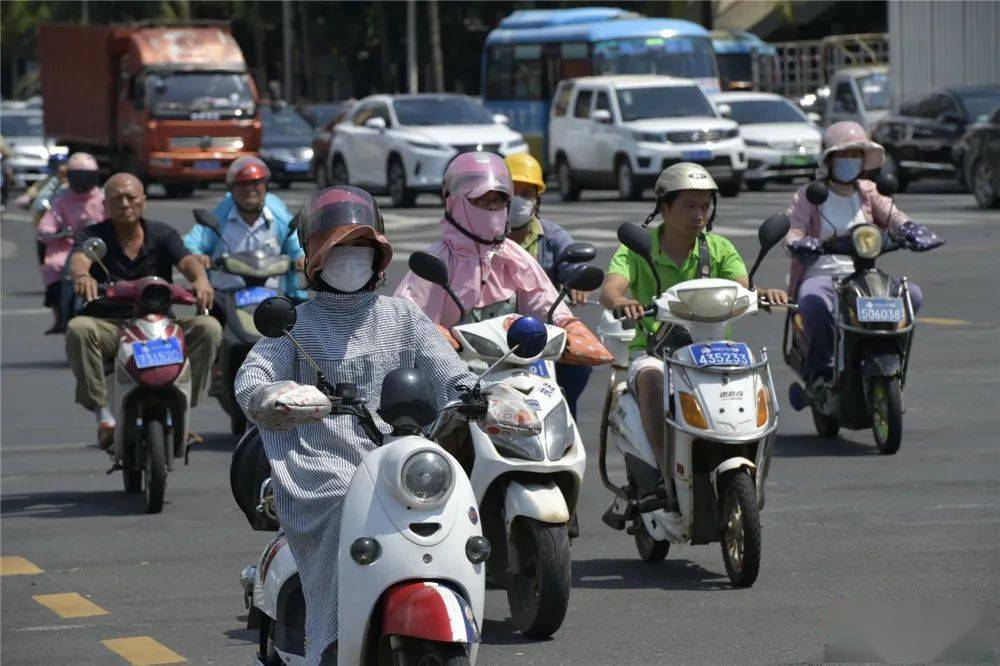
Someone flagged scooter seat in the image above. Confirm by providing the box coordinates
[230,427,278,531]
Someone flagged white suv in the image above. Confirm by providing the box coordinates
[548,76,747,200]
[328,94,528,207]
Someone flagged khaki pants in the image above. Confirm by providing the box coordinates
[65,315,222,411]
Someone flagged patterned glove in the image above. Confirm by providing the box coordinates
[246,381,332,431]
[788,237,822,256]
[898,221,944,252]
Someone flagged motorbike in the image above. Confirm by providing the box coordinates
[784,177,936,454]
[191,209,295,435]
[81,237,196,514]
[405,246,604,638]
[597,215,792,587]
[233,297,550,665]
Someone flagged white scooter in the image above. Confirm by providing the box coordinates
[406,249,604,638]
[234,297,550,665]
[597,215,792,587]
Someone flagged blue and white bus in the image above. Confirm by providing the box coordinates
[481,7,721,166]
[710,30,779,92]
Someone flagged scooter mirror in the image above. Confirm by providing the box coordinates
[558,241,597,265]
[82,237,107,261]
[876,174,899,197]
[408,251,450,288]
[758,212,791,252]
[287,211,300,233]
[805,181,829,206]
[507,316,548,359]
[193,208,223,237]
[564,264,605,292]
[253,296,297,338]
[617,222,652,260]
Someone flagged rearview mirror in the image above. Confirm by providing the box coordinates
[506,316,548,359]
[758,213,791,252]
[564,264,605,292]
[717,103,732,118]
[492,113,510,125]
[557,241,596,265]
[876,174,898,197]
[408,251,450,288]
[193,208,222,236]
[617,222,661,296]
[364,117,387,131]
[591,109,612,124]
[805,180,829,206]
[253,296,297,338]
[82,237,107,261]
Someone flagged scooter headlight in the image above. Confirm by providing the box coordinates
[490,433,545,461]
[401,451,453,505]
[670,286,750,322]
[542,405,573,460]
[852,224,882,259]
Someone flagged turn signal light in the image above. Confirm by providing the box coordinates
[756,387,769,427]
[678,392,708,429]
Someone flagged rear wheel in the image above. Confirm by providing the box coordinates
[331,156,349,186]
[971,157,999,209]
[616,159,641,200]
[388,156,416,207]
[871,378,903,455]
[811,405,840,438]
[634,516,669,563]
[720,471,761,588]
[506,518,571,638]
[557,157,580,202]
[144,418,168,514]
[400,640,470,666]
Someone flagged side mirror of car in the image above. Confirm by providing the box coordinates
[717,103,733,119]
[492,113,510,125]
[591,109,612,124]
[506,316,548,359]
[807,112,823,125]
[253,296,297,338]
[364,117,387,131]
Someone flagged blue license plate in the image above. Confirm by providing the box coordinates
[528,360,549,377]
[690,342,752,368]
[682,149,713,161]
[132,337,184,369]
[194,159,220,171]
[236,286,278,308]
[285,161,310,173]
[856,297,904,323]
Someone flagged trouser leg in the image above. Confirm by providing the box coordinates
[797,277,838,381]
[555,362,593,419]
[177,315,223,408]
[65,317,121,410]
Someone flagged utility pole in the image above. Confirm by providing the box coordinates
[282,0,293,102]
[406,0,418,93]
[428,0,445,92]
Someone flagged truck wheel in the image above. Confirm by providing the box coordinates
[557,157,580,202]
[720,471,761,588]
[506,518,571,638]
[144,418,168,514]
[871,378,903,455]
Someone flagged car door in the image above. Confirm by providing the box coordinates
[549,80,575,166]
[925,93,965,168]
[340,102,374,184]
[365,103,395,188]
[592,88,617,175]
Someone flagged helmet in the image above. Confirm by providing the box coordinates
[66,152,98,172]
[821,121,885,172]
[226,156,271,188]
[654,162,718,198]
[504,152,546,194]
[298,186,392,285]
[48,153,68,174]
[66,152,100,193]
[442,152,513,200]
[377,368,438,434]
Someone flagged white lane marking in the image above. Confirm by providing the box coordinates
[0,307,49,316]
[1,211,33,223]
[1,239,19,259]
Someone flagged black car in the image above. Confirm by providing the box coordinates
[258,105,315,188]
[956,106,1000,209]
[871,85,1000,192]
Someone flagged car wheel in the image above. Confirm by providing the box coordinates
[315,162,328,188]
[616,159,641,201]
[387,156,417,207]
[880,153,908,193]
[331,156,349,186]
[718,173,742,198]
[557,157,580,202]
[746,179,766,192]
[971,158,1000,209]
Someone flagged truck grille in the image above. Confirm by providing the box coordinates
[169,136,245,151]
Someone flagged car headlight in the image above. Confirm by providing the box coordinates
[851,224,882,259]
[724,128,740,139]
[744,138,770,148]
[632,131,664,143]
[462,332,504,358]
[400,451,453,505]
[491,432,545,462]
[405,138,441,150]
[543,405,573,460]
[260,147,294,162]
[668,286,751,322]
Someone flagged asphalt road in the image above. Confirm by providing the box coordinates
[2,179,997,665]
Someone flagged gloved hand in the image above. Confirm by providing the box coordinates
[476,383,541,437]
[898,221,944,252]
[561,318,614,366]
[246,380,332,432]
[788,237,822,257]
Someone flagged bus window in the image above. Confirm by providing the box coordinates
[593,36,718,80]
[486,44,544,100]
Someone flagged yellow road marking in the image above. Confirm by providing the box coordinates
[101,637,186,665]
[33,592,110,618]
[918,316,972,326]
[0,556,44,576]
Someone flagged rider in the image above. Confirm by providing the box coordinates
[784,121,942,384]
[234,186,484,664]
[599,162,788,474]
[504,152,594,417]
[394,151,610,368]
[20,153,69,266]
[65,173,220,449]
[36,152,105,334]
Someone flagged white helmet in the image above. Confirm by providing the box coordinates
[654,162,718,198]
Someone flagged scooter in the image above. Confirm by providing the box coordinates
[784,177,938,454]
[233,297,551,665]
[405,247,604,638]
[81,237,196,514]
[191,209,295,435]
[597,215,792,587]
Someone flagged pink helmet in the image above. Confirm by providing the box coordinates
[442,152,513,201]
[821,121,885,172]
[66,152,98,171]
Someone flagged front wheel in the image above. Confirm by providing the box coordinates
[144,418,168,514]
[398,640,470,666]
[557,158,580,202]
[388,157,416,207]
[616,160,641,200]
[720,471,761,588]
[811,405,840,438]
[971,157,999,209]
[871,377,903,455]
[634,516,669,563]
[718,174,743,198]
[506,518,571,638]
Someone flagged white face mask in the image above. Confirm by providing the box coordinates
[507,194,536,229]
[831,157,863,183]
[320,245,375,293]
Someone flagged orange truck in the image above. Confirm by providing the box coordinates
[38,22,261,196]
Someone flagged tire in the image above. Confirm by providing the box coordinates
[616,159,641,201]
[633,516,669,563]
[720,471,761,588]
[164,184,195,198]
[506,518,571,638]
[557,157,580,202]
[871,377,903,455]
[718,174,742,198]
[330,156,349,186]
[231,410,248,437]
[880,153,908,193]
[400,640,470,666]
[811,405,840,438]
[144,418,168,514]
[259,616,282,666]
[388,156,416,207]
[746,179,766,192]
[314,162,329,188]
[123,468,142,493]
[971,158,999,209]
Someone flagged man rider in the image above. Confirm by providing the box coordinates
[65,173,221,449]
[600,163,788,474]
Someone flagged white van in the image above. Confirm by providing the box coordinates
[548,75,746,200]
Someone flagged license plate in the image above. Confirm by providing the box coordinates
[682,149,713,161]
[235,286,278,308]
[690,342,752,368]
[132,337,184,369]
[856,297,904,323]
[782,154,815,166]
[285,161,310,173]
[528,360,549,377]
[194,159,220,171]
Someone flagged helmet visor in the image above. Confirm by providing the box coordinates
[300,185,385,239]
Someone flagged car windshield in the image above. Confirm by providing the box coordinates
[0,113,44,136]
[260,107,313,137]
[299,103,347,127]
[956,89,1000,123]
[857,73,889,110]
[616,86,715,121]
[393,97,495,126]
[725,99,807,124]
[148,72,255,119]
[594,36,719,79]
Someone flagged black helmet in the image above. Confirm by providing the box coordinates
[378,368,437,435]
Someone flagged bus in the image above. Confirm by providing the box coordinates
[710,30,779,92]
[481,7,720,166]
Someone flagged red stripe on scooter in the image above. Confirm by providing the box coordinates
[381,582,456,643]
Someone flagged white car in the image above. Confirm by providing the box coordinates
[548,75,747,200]
[0,103,67,186]
[714,92,822,191]
[328,94,528,207]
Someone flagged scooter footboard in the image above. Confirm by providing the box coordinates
[381,581,480,644]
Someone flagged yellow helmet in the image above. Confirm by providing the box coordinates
[503,152,546,194]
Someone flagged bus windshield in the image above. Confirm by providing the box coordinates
[593,36,718,79]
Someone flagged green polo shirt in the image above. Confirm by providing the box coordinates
[607,224,748,351]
